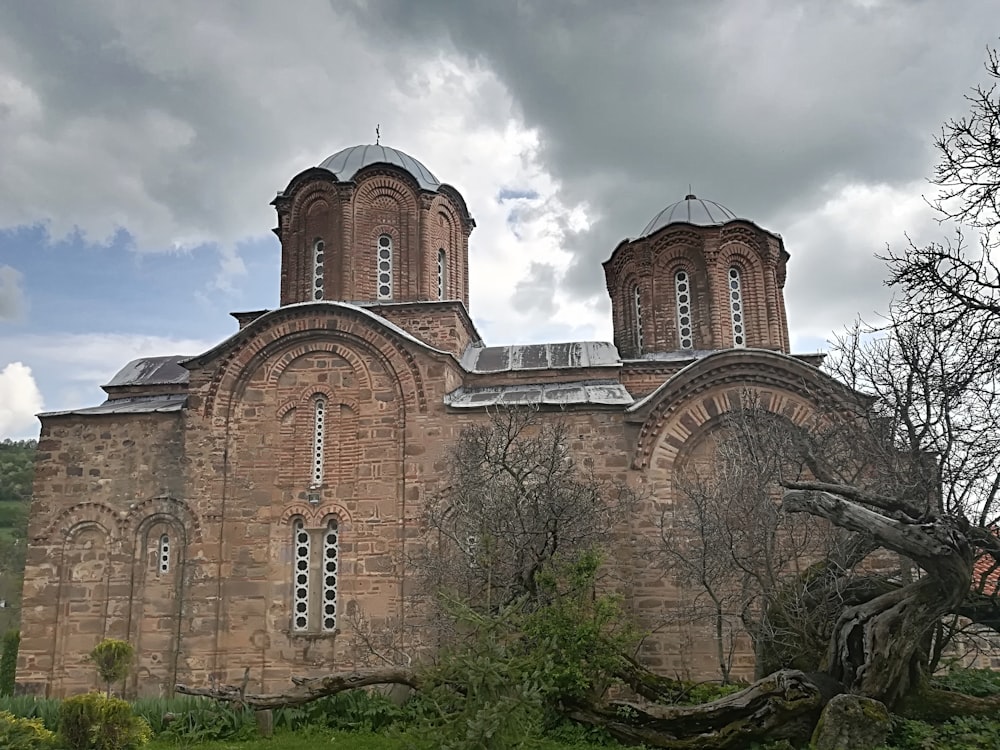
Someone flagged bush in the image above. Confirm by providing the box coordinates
[59,693,150,750]
[884,715,1000,749]
[932,668,1000,698]
[0,695,62,730]
[0,630,20,697]
[159,698,255,742]
[0,710,56,750]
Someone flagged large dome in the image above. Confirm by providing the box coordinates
[640,194,738,237]
[317,144,441,191]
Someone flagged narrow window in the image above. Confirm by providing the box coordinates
[311,396,326,487]
[729,267,745,347]
[292,518,310,632]
[632,284,644,352]
[313,239,325,300]
[321,519,339,632]
[675,270,694,349]
[377,234,393,300]
[158,534,170,574]
[437,248,446,300]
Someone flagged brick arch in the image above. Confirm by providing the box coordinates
[123,495,202,545]
[288,181,339,226]
[278,502,355,529]
[718,243,768,347]
[265,342,375,394]
[631,350,850,469]
[36,501,123,544]
[352,175,419,215]
[200,305,428,420]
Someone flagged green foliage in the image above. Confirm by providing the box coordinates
[59,693,150,750]
[0,695,62,730]
[882,715,1000,749]
[1,629,20,696]
[398,554,638,750]
[0,709,56,750]
[0,440,35,506]
[931,668,1000,698]
[88,640,134,696]
[159,698,255,743]
[668,679,746,706]
[271,690,404,734]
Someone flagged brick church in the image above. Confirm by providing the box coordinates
[18,143,845,697]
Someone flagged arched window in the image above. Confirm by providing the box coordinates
[376,234,393,300]
[292,518,311,632]
[632,284,644,352]
[437,248,446,300]
[313,239,325,300]
[321,519,339,632]
[729,267,745,347]
[158,534,170,574]
[311,396,326,488]
[674,270,694,349]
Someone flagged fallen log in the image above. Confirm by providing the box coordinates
[567,669,832,749]
[175,669,419,709]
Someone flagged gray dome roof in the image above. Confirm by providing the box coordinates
[317,144,441,191]
[640,194,738,236]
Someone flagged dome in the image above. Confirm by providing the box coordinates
[640,194,738,237]
[317,144,441,191]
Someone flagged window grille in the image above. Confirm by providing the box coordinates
[377,235,392,300]
[632,284,643,352]
[313,239,324,300]
[292,519,310,632]
[675,270,694,349]
[729,267,745,347]
[158,534,170,574]
[311,396,326,487]
[321,519,339,632]
[437,248,446,300]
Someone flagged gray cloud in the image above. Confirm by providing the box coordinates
[0,0,995,347]
[0,266,25,320]
[344,0,996,321]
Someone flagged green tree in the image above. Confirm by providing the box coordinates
[0,629,19,697]
[88,639,134,698]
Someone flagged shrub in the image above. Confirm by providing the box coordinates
[159,698,255,742]
[0,630,19,697]
[87,640,133,698]
[0,710,56,750]
[0,695,62,730]
[932,667,1000,698]
[59,693,150,750]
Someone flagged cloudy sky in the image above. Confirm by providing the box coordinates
[0,0,995,439]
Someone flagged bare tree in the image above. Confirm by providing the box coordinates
[419,407,637,612]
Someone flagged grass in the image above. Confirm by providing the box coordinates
[146,728,620,750]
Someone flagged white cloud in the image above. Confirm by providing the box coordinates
[0,265,25,320]
[0,362,43,437]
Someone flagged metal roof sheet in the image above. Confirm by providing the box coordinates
[317,144,441,191]
[460,342,621,373]
[40,394,187,417]
[445,381,633,408]
[104,355,190,388]
[640,194,738,237]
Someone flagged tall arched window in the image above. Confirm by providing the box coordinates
[674,270,694,349]
[158,534,170,575]
[632,284,644,352]
[377,234,393,300]
[313,239,325,300]
[292,518,311,632]
[729,267,745,347]
[321,519,339,632]
[311,396,326,488]
[437,248,446,300]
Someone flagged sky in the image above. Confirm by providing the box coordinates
[0,0,996,440]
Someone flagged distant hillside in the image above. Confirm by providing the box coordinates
[0,439,35,632]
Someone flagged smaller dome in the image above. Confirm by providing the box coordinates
[317,144,441,191]
[640,194,738,237]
